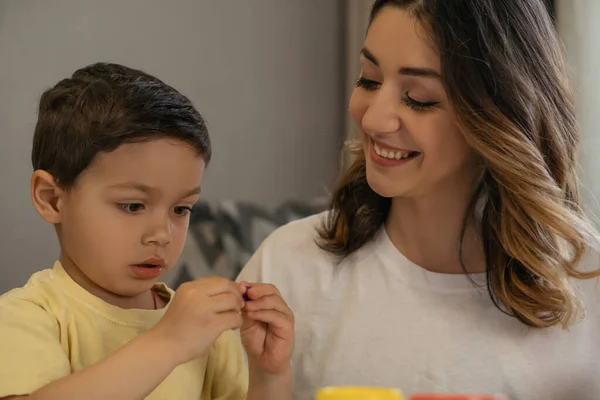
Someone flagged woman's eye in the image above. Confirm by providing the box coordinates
[356,76,380,91]
[401,94,440,112]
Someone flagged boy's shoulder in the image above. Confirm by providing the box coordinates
[0,267,64,312]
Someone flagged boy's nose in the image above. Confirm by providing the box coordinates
[142,216,172,246]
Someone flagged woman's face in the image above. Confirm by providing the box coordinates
[349,6,478,200]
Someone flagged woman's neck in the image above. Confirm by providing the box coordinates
[385,177,486,275]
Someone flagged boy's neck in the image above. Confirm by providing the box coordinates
[58,253,161,310]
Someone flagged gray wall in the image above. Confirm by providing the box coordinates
[556,0,600,221]
[0,0,343,293]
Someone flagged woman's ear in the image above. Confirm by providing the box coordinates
[31,170,65,224]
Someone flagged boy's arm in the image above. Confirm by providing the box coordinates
[247,364,292,400]
[204,330,292,400]
[0,298,71,398]
[21,330,179,400]
[0,297,180,399]
[3,339,293,400]
[239,283,295,400]
[202,330,249,400]
[1,277,246,400]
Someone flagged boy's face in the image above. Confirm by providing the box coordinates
[55,138,204,304]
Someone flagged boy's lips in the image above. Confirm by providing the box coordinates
[130,256,166,280]
[135,256,166,268]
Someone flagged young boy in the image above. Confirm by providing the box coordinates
[0,63,294,399]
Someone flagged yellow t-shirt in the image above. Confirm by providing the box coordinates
[0,261,249,399]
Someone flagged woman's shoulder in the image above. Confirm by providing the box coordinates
[262,211,329,250]
[237,211,338,283]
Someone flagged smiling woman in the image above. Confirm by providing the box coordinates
[238,0,600,399]
[323,0,595,324]
[347,7,475,202]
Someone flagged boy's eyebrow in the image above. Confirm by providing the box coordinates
[108,182,201,197]
[182,186,202,197]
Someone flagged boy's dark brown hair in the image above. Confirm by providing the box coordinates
[32,62,211,189]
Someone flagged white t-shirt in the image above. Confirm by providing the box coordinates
[237,212,600,400]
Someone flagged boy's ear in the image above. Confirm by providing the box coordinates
[31,170,65,224]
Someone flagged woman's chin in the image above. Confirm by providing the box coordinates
[366,177,405,199]
[365,169,411,199]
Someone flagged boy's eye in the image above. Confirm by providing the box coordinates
[119,203,144,213]
[174,206,193,216]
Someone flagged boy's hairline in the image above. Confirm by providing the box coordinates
[48,134,210,192]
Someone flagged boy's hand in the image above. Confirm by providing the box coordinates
[148,277,245,365]
[239,282,295,375]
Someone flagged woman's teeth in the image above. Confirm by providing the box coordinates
[374,143,413,160]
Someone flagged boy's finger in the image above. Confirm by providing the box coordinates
[217,310,244,331]
[210,292,244,313]
[242,283,281,300]
[196,277,244,297]
[243,309,294,332]
[242,294,293,318]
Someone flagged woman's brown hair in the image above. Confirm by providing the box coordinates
[318,0,600,328]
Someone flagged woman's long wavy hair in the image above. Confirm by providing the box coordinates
[318,0,600,328]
